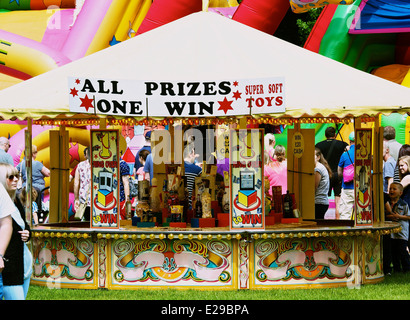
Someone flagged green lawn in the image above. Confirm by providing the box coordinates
[26,272,410,300]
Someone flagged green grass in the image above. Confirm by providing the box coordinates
[26,272,410,300]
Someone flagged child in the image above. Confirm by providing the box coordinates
[19,188,39,225]
[385,182,410,274]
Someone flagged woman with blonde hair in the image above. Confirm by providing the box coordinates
[264,133,276,162]
[398,155,410,209]
[315,148,332,219]
[0,163,32,300]
[264,145,288,196]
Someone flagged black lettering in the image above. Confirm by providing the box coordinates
[188,102,196,115]
[187,82,201,96]
[160,82,176,96]
[97,80,109,93]
[82,79,96,93]
[177,82,185,96]
[129,101,143,115]
[218,81,231,95]
[165,102,185,115]
[96,100,110,113]
[145,82,158,95]
[111,81,123,94]
[112,100,127,114]
[198,101,213,115]
[203,82,217,95]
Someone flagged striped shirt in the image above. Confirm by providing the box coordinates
[184,161,202,208]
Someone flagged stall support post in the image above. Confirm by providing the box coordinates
[49,127,69,223]
[25,119,33,227]
[60,125,69,223]
[99,118,107,129]
[373,119,384,223]
[353,118,361,223]
[287,126,315,220]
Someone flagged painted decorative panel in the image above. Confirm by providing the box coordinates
[31,237,98,289]
[109,239,237,289]
[252,237,356,288]
[363,235,383,282]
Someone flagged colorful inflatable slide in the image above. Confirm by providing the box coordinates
[305,0,410,87]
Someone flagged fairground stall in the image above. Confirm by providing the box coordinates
[0,12,408,290]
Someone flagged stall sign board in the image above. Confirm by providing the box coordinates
[68,77,285,118]
[354,129,373,226]
[90,129,120,229]
[229,129,265,231]
[292,131,304,158]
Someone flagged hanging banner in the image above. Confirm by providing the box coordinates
[90,129,120,229]
[354,128,373,226]
[68,76,285,117]
[229,129,265,231]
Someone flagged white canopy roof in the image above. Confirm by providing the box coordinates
[0,11,410,120]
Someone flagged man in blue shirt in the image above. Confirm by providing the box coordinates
[337,132,355,220]
[0,137,13,166]
[383,140,396,195]
[143,153,154,186]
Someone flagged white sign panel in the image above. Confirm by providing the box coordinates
[68,77,285,117]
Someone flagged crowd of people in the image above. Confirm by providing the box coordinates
[317,125,410,275]
[263,126,356,220]
[0,137,50,300]
[382,126,410,274]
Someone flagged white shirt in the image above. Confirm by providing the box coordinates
[0,183,17,219]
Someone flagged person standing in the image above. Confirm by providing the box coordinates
[136,149,150,181]
[143,153,154,186]
[119,159,131,220]
[315,126,348,219]
[383,141,396,197]
[398,156,410,207]
[184,143,202,209]
[384,126,402,162]
[337,132,355,220]
[0,163,32,300]
[16,145,50,204]
[0,137,14,166]
[0,183,14,300]
[264,145,287,196]
[133,131,151,177]
[385,182,410,274]
[314,148,332,219]
[74,147,91,221]
[393,144,410,183]
[264,133,276,162]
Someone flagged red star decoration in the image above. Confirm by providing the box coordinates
[69,142,80,164]
[218,97,234,114]
[233,81,239,87]
[232,90,242,100]
[70,87,79,97]
[75,79,81,85]
[80,94,94,111]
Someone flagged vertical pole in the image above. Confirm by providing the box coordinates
[26,119,33,227]
[60,125,69,223]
